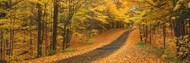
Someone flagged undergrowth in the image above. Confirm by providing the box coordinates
[137,42,147,46]
[62,48,75,53]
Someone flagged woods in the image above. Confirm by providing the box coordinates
[0,0,133,62]
[0,0,190,63]
[137,0,190,61]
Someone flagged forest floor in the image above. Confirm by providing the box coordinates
[92,29,167,63]
[20,29,166,63]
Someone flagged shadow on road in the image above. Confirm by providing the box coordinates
[55,29,134,63]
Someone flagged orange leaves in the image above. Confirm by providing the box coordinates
[20,29,128,63]
[93,29,166,63]
[179,10,183,14]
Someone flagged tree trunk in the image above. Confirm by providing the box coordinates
[29,20,33,57]
[44,4,48,55]
[53,0,58,52]
[0,29,3,62]
[163,23,166,48]
[189,19,190,37]
[66,29,69,48]
[37,2,42,58]
[139,24,142,42]
[150,25,152,44]
[63,26,66,50]
[145,20,148,43]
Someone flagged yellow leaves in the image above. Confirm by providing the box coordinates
[93,5,106,12]
[94,16,109,24]
[141,22,146,25]
[188,2,190,8]
[85,15,92,19]
[180,47,186,51]
[161,54,167,59]
[124,19,130,23]
[92,2,96,6]
[173,0,184,11]
[184,35,189,38]
[28,0,38,3]
[171,17,176,20]
[165,23,170,26]
[60,2,67,7]
[57,35,63,39]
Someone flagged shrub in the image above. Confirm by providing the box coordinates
[62,48,74,53]
[85,38,94,45]
[48,50,56,55]
[85,41,94,45]
[137,42,147,46]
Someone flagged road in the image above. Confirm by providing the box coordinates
[54,29,134,63]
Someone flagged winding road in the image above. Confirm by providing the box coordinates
[54,29,134,63]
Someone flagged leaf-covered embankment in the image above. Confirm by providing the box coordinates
[93,29,167,63]
[19,29,129,63]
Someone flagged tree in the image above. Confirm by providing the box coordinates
[52,0,58,53]
[37,0,43,58]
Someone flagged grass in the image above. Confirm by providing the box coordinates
[137,42,147,46]
[85,41,94,45]
[165,54,175,61]
[62,48,75,53]
[48,50,56,55]
[137,42,165,57]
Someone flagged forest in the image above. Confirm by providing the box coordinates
[0,0,190,63]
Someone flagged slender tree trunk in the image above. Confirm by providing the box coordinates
[37,2,42,58]
[66,29,69,48]
[29,19,33,57]
[139,24,142,42]
[163,23,166,48]
[50,5,53,50]
[63,26,66,50]
[145,20,148,43]
[180,19,186,60]
[12,23,14,58]
[142,20,145,43]
[4,37,5,62]
[0,29,2,62]
[45,20,48,55]
[41,7,45,56]
[53,0,58,52]
[44,4,48,55]
[143,24,145,41]
[175,20,180,52]
[6,37,8,59]
[9,29,11,61]
[150,25,152,44]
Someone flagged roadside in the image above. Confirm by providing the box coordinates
[92,29,167,63]
[19,29,129,63]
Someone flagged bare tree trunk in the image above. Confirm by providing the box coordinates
[62,26,66,50]
[145,20,148,43]
[4,38,5,62]
[53,0,58,52]
[0,29,3,62]
[66,29,69,48]
[149,25,152,44]
[163,23,166,48]
[37,2,42,58]
[29,19,33,57]
[41,5,45,56]
[44,4,48,55]
[139,24,142,42]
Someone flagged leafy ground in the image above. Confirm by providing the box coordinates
[19,29,129,63]
[93,29,166,63]
[20,29,166,63]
